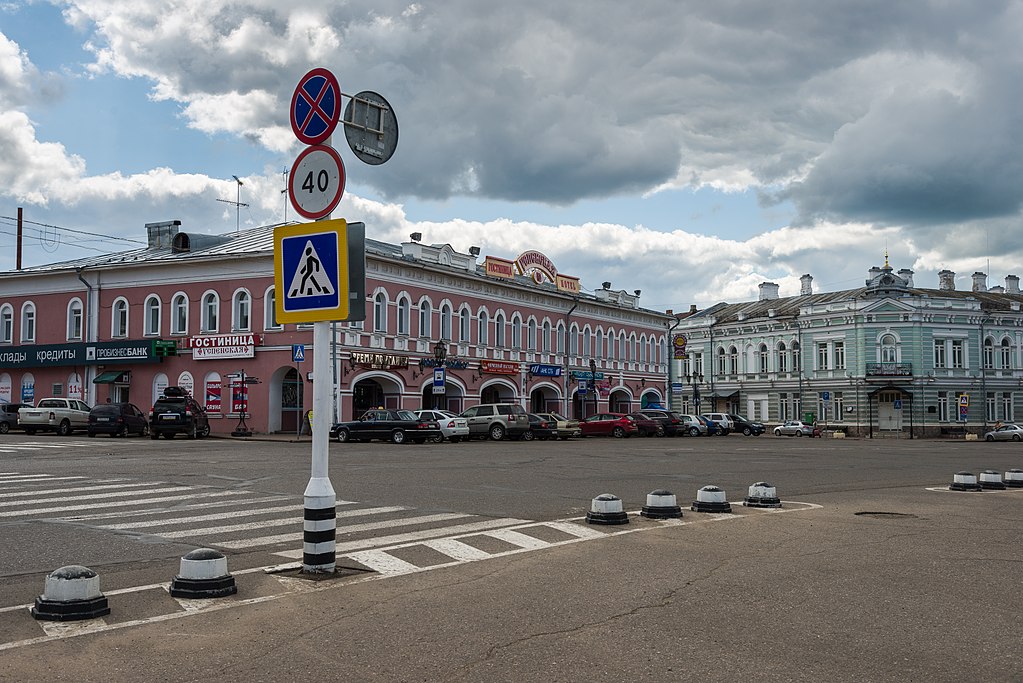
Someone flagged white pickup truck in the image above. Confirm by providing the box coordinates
[18,398,92,436]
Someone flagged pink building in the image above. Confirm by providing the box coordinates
[0,220,673,434]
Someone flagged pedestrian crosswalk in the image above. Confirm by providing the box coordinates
[0,441,95,454]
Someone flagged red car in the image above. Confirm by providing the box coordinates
[579,413,639,438]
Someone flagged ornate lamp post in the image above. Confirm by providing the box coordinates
[686,372,704,414]
[433,339,448,410]
[589,358,598,417]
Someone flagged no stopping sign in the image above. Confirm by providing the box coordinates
[288,144,347,220]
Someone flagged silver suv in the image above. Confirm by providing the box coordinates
[704,413,734,435]
[459,403,529,440]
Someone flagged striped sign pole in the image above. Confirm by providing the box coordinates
[303,320,336,571]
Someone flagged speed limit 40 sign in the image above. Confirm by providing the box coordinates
[288,144,347,220]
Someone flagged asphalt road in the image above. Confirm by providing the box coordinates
[0,432,1021,681]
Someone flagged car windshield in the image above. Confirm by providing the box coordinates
[91,405,120,416]
[396,410,419,421]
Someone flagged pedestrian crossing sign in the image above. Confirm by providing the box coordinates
[274,219,349,323]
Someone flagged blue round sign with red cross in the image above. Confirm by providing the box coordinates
[290,68,342,146]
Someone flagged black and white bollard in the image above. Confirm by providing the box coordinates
[949,471,982,491]
[743,482,782,508]
[691,485,732,513]
[640,489,683,519]
[979,470,1006,490]
[1004,469,1023,488]
[169,548,238,599]
[31,565,110,621]
[586,493,630,525]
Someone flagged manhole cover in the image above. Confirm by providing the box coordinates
[854,511,918,519]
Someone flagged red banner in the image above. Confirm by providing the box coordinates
[480,360,519,375]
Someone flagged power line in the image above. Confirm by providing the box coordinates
[0,215,147,246]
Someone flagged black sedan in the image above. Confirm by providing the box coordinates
[88,402,150,437]
[330,409,441,444]
[523,414,558,441]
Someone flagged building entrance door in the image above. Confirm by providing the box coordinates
[878,390,902,431]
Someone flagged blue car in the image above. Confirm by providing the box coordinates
[697,415,723,436]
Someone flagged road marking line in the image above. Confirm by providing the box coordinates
[421,538,493,561]
[482,528,552,549]
[62,496,351,522]
[544,520,611,539]
[218,512,471,549]
[0,485,192,509]
[344,550,420,575]
[0,476,88,485]
[154,506,411,538]
[96,504,305,530]
[0,481,150,500]
[0,490,248,518]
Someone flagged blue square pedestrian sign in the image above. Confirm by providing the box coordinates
[274,219,349,324]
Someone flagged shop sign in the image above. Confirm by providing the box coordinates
[672,334,688,359]
[480,360,519,375]
[188,334,261,360]
[484,256,515,279]
[419,357,469,369]
[352,352,409,369]
[515,250,558,285]
[570,370,605,380]
[555,274,580,294]
[528,364,562,377]
[0,341,161,368]
[88,340,160,364]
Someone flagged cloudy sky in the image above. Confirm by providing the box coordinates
[2,1,1021,312]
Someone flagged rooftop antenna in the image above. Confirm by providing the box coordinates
[216,175,249,233]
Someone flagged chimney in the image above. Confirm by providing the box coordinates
[971,271,988,292]
[758,282,780,301]
[665,309,673,316]
[897,269,914,287]
[146,220,181,249]
[938,270,956,291]
[689,304,698,314]
[868,266,881,284]
[1006,275,1020,294]
[799,274,813,296]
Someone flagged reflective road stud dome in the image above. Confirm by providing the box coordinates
[586,493,630,525]
[640,489,683,519]
[691,485,732,513]
[979,470,1006,490]
[949,471,982,491]
[743,482,782,508]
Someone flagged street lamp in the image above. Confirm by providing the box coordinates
[433,340,448,409]
[686,372,704,414]
[589,358,598,417]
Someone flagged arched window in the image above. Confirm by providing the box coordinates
[418,299,432,338]
[0,304,12,343]
[397,296,410,336]
[67,299,83,340]
[478,309,489,345]
[232,290,251,331]
[459,307,471,342]
[152,373,169,406]
[728,345,738,374]
[777,341,788,373]
[1001,338,1013,369]
[495,313,506,348]
[619,332,626,360]
[373,292,388,333]
[596,329,604,359]
[556,322,566,354]
[638,334,647,363]
[791,341,801,371]
[717,346,727,375]
[20,303,36,343]
[759,343,769,373]
[542,320,551,352]
[606,329,615,360]
[112,298,128,338]
[511,315,522,349]
[629,334,637,362]
[583,326,592,358]
[264,287,281,330]
[983,337,995,369]
[440,303,452,341]
[569,324,579,356]
[880,334,897,363]
[528,318,537,351]
[202,291,219,333]
[144,295,161,336]
[171,293,188,335]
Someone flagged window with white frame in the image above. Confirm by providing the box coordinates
[834,341,845,369]
[637,335,645,363]
[528,319,537,351]
[568,324,578,356]
[606,329,615,359]
[542,320,551,352]
[818,342,829,370]
[759,343,769,373]
[264,288,281,330]
[618,332,626,360]
[202,292,219,333]
[986,392,996,421]
[629,334,637,362]
[718,347,726,375]
[67,299,83,340]
[934,339,946,368]
[1002,392,1014,421]
[833,391,845,420]
[171,294,188,335]
[20,303,36,343]
[373,292,387,333]
[460,308,471,343]
[144,296,161,336]
[595,329,603,359]
[937,391,949,421]
[880,334,897,363]
[728,345,738,374]
[419,299,432,338]
[511,315,522,349]
[951,340,964,368]
[791,341,801,372]
[232,290,251,331]
[495,313,505,347]
[583,327,591,358]
[1000,338,1012,369]
[983,338,994,369]
[693,352,704,376]
[478,310,489,345]
[112,299,128,338]
[555,322,565,354]
[1,305,12,343]
[440,304,452,341]
[397,297,410,336]
[777,342,788,373]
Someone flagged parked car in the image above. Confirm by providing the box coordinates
[704,413,734,435]
[18,398,91,436]
[774,420,815,437]
[636,409,684,436]
[415,409,469,443]
[331,409,441,444]
[524,414,558,441]
[459,403,529,441]
[628,412,664,437]
[0,403,24,434]
[149,387,210,440]
[88,402,150,438]
[678,414,709,436]
[983,423,1023,442]
[728,413,766,436]
[534,412,582,440]
[697,415,723,436]
[579,413,639,438]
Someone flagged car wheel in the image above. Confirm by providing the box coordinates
[743,427,752,436]
[489,424,506,441]
[336,429,351,443]
[655,426,665,437]
[1014,434,1021,442]
[986,434,995,442]
[0,422,8,434]
[689,427,700,436]
[796,431,803,437]
[187,424,197,440]
[57,420,72,436]
[141,424,150,437]
[522,430,534,441]
[391,430,406,444]
[612,426,626,438]
[116,424,128,438]
[774,429,782,436]
[428,435,443,444]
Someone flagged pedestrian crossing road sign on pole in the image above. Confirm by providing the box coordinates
[274,219,349,324]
